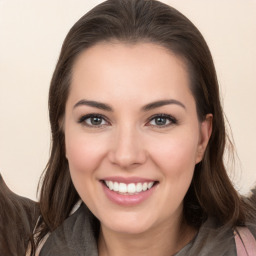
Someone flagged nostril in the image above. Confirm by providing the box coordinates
[108,147,147,168]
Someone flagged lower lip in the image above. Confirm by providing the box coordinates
[101,182,157,206]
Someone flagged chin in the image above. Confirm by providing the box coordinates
[106,222,152,235]
[100,212,156,235]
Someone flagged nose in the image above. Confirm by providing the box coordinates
[108,125,147,169]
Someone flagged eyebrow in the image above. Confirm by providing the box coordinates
[73,99,186,112]
[73,100,113,111]
[141,99,186,111]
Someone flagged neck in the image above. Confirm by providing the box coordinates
[98,213,197,256]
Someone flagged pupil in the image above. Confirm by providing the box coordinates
[91,117,102,125]
[156,117,166,125]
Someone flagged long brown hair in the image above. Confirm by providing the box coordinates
[0,175,39,255]
[36,0,252,246]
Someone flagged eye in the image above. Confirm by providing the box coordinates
[147,114,177,127]
[78,114,109,127]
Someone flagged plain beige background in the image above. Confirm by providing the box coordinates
[0,0,255,201]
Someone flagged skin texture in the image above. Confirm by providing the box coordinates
[64,42,212,256]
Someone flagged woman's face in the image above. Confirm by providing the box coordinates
[64,42,211,235]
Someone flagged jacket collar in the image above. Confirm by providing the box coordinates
[40,203,99,256]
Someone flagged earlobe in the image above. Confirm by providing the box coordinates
[196,114,213,164]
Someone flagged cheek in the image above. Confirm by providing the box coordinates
[65,130,107,175]
[65,131,108,207]
[148,130,199,202]
[152,134,198,209]
[150,132,199,176]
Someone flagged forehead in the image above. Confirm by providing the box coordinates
[72,41,189,78]
[69,42,193,107]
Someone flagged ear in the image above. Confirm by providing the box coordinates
[195,114,213,164]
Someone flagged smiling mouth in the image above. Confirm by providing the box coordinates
[102,180,158,195]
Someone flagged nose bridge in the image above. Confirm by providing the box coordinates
[108,122,146,168]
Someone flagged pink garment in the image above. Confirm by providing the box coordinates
[235,227,256,256]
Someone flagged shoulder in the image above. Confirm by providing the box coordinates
[39,203,99,256]
[177,217,237,256]
[184,214,256,256]
[185,186,256,256]
[234,226,256,256]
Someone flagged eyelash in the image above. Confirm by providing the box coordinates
[78,114,110,128]
[147,114,178,128]
[78,113,177,128]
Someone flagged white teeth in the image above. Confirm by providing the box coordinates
[127,183,136,193]
[142,182,148,191]
[148,182,154,189]
[136,183,143,192]
[109,181,114,190]
[119,183,127,193]
[113,182,119,192]
[104,181,155,194]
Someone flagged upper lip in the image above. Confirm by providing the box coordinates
[101,176,157,184]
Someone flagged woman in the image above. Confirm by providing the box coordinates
[32,0,255,255]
